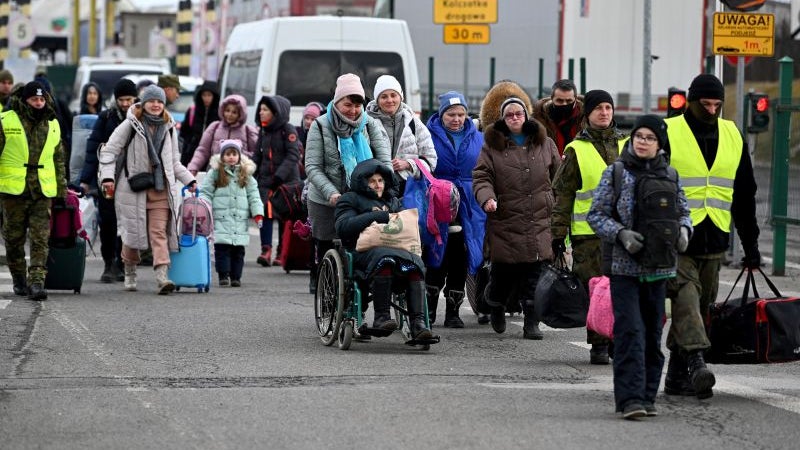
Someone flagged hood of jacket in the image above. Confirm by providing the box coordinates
[349,158,395,200]
[218,94,249,127]
[479,80,534,130]
[208,152,256,176]
[484,117,547,149]
[80,81,104,112]
[256,95,291,130]
[194,80,220,105]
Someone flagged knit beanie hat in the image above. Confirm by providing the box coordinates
[302,102,323,118]
[583,90,614,117]
[438,90,468,117]
[500,97,528,120]
[631,114,668,148]
[158,74,181,90]
[113,79,138,99]
[373,74,403,101]
[140,85,166,104]
[687,74,724,101]
[21,81,47,101]
[219,139,243,155]
[333,73,365,104]
[0,70,13,83]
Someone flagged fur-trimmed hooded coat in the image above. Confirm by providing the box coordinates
[200,153,263,246]
[479,80,534,130]
[473,117,560,264]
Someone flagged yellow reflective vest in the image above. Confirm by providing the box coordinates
[568,139,626,236]
[0,111,61,196]
[665,115,741,232]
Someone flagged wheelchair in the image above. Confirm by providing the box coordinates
[314,241,440,350]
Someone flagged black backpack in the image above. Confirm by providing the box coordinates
[611,161,680,269]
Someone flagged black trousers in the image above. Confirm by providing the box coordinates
[97,194,122,264]
[425,231,467,298]
[214,244,246,280]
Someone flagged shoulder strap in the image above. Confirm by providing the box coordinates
[409,117,416,134]
[611,161,623,205]
[413,158,435,183]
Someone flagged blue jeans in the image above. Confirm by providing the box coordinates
[214,244,245,280]
[259,219,285,251]
[610,275,666,412]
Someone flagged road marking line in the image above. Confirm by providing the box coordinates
[762,256,800,271]
[0,272,11,279]
[570,341,592,349]
[0,299,11,309]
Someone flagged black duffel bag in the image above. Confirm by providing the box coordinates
[534,256,589,328]
[707,267,800,364]
[269,180,307,220]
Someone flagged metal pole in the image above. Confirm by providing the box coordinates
[579,57,586,95]
[72,0,80,63]
[463,44,469,101]
[771,56,793,276]
[90,0,97,56]
[568,58,574,82]
[538,58,544,99]
[489,56,495,88]
[735,57,745,131]
[0,0,11,68]
[643,0,652,114]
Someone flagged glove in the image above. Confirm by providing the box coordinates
[552,238,566,256]
[618,229,644,254]
[254,215,264,229]
[269,177,283,191]
[742,246,761,269]
[677,226,689,253]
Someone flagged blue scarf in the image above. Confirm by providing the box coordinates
[328,102,372,186]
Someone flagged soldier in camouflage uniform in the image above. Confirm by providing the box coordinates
[0,81,68,300]
[551,90,626,364]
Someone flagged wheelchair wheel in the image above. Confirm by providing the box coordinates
[338,320,354,350]
[315,249,346,346]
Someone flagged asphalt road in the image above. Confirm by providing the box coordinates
[1,227,799,450]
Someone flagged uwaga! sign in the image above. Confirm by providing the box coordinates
[713,12,774,57]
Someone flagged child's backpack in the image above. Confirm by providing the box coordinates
[413,158,460,244]
[50,189,89,248]
[611,161,680,269]
[179,187,214,238]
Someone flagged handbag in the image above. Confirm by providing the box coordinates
[533,256,589,328]
[707,267,800,364]
[586,276,614,339]
[466,260,492,315]
[127,172,155,192]
[355,208,422,256]
[269,179,307,220]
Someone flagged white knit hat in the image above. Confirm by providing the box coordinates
[373,74,403,101]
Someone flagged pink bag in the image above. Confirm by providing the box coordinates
[587,275,614,339]
[50,189,88,244]
[413,159,460,244]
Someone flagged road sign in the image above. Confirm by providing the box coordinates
[724,55,754,67]
[9,17,36,48]
[712,12,774,57]
[434,0,498,24]
[443,24,490,44]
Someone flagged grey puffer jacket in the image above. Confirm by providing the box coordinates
[98,104,195,251]
[304,112,391,206]
[365,101,437,179]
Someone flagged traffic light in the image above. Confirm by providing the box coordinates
[747,93,769,134]
[667,88,687,118]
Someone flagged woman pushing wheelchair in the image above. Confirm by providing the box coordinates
[334,159,433,341]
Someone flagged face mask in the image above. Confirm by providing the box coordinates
[549,103,573,122]
[687,101,720,125]
[29,106,46,122]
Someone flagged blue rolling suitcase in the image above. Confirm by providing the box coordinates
[169,188,212,292]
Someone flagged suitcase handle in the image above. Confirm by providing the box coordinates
[180,186,199,241]
[722,267,783,307]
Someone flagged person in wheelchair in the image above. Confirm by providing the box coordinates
[334,159,433,340]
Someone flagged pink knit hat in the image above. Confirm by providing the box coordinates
[333,73,365,104]
[303,102,324,118]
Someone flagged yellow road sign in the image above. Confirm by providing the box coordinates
[434,0,498,24]
[712,12,774,57]
[443,24,490,44]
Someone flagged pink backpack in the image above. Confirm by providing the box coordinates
[180,188,214,238]
[414,159,460,244]
[50,189,88,246]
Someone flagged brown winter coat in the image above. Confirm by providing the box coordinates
[472,118,561,264]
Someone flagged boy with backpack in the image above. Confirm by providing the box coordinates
[586,115,692,420]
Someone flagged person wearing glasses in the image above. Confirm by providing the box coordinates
[551,89,626,365]
[532,79,584,157]
[473,97,560,339]
[587,114,691,420]
[661,74,761,400]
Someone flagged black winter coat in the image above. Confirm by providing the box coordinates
[252,95,301,205]
[335,159,425,280]
[80,106,126,189]
[180,81,220,167]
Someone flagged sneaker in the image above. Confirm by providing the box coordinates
[622,403,647,420]
[230,279,241,287]
[643,403,658,417]
[272,256,283,267]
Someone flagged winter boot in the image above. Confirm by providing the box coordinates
[218,272,230,287]
[113,260,125,282]
[256,246,272,267]
[371,276,397,331]
[100,261,115,283]
[154,264,175,295]
[27,281,47,301]
[408,281,433,340]
[425,285,441,325]
[490,305,506,334]
[664,351,696,396]
[590,344,610,365]
[522,299,543,340]
[443,290,465,328]
[686,350,715,399]
[124,264,137,291]
[12,273,28,296]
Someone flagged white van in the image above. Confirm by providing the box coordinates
[70,57,172,113]
[218,16,421,125]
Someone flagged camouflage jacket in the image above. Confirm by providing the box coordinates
[550,123,626,240]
